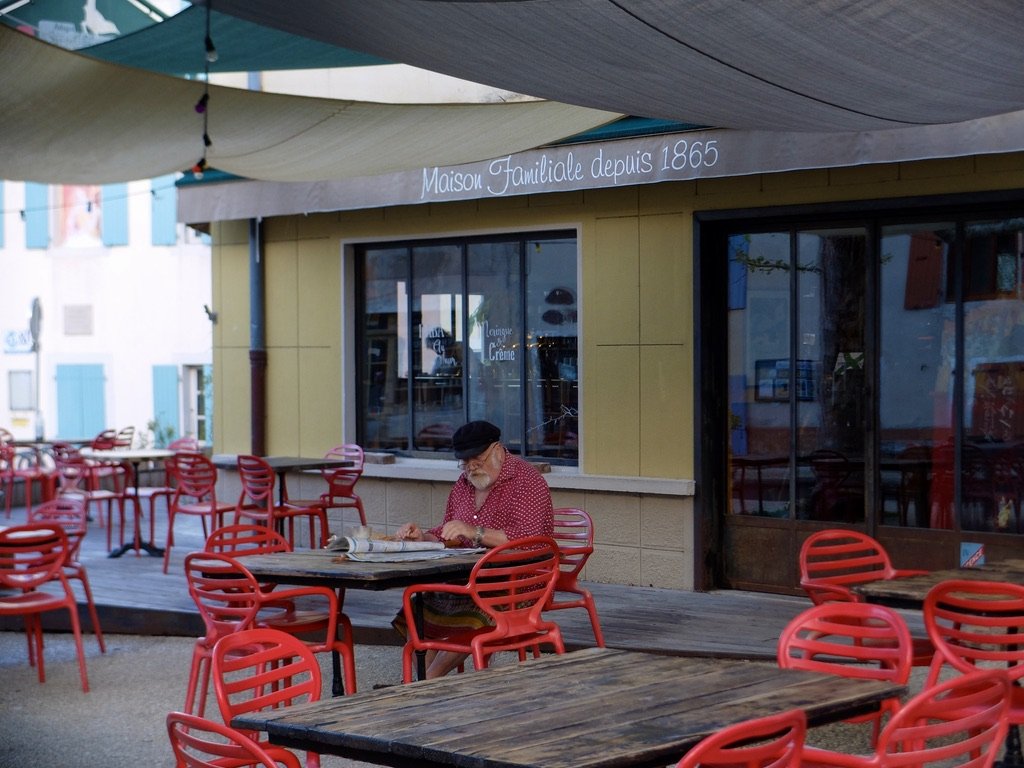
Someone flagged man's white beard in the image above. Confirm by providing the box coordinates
[467,470,494,491]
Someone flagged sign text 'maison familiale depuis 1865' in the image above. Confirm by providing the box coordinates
[421,135,722,200]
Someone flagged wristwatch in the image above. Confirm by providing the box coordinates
[473,525,485,547]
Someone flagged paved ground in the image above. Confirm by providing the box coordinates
[0,629,944,768]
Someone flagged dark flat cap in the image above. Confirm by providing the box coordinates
[451,420,501,459]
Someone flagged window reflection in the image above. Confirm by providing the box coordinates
[358,232,579,463]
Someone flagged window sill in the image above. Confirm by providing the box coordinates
[361,458,695,496]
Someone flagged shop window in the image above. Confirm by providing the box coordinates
[357,231,578,463]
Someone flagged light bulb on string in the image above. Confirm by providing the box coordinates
[204,34,218,63]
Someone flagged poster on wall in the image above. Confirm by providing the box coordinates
[55,185,102,247]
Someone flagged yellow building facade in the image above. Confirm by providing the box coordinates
[196,134,1024,592]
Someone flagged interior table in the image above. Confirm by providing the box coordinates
[232,646,906,768]
[80,447,173,558]
[239,547,484,685]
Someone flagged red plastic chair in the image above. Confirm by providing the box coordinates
[400,535,564,682]
[923,579,1024,732]
[167,711,301,768]
[0,442,56,517]
[163,452,234,573]
[235,454,329,549]
[183,551,264,716]
[188,551,356,703]
[0,523,90,692]
[53,441,124,543]
[28,496,105,653]
[545,507,605,646]
[675,708,806,768]
[802,669,1009,768]
[204,523,292,596]
[211,628,324,768]
[799,529,934,666]
[777,602,913,746]
[282,444,367,528]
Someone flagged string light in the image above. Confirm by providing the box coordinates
[188,1,215,180]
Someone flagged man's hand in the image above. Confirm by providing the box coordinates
[439,520,475,543]
[396,522,424,541]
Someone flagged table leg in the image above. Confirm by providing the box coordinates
[414,593,427,681]
[109,460,164,559]
[998,724,1024,768]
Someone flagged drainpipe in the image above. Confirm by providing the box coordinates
[249,217,267,455]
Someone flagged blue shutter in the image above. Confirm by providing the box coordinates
[56,364,106,439]
[202,363,213,443]
[150,175,178,246]
[101,183,128,246]
[25,183,49,249]
[152,365,180,438]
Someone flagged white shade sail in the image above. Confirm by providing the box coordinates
[0,25,620,184]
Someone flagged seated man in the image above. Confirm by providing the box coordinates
[394,419,553,678]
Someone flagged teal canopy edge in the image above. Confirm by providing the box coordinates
[74,6,391,75]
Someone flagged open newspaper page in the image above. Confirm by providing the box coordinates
[325,534,484,561]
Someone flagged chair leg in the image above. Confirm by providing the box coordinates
[583,592,606,648]
[65,602,90,693]
[184,645,209,716]
[76,570,106,653]
[163,511,175,573]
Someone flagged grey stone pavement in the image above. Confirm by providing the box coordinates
[0,628,952,768]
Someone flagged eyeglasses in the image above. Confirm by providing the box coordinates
[459,441,499,470]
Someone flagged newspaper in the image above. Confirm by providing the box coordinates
[325,534,445,553]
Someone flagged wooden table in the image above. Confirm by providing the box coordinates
[240,548,483,682]
[232,647,906,768]
[210,454,353,505]
[80,447,174,558]
[853,560,1024,609]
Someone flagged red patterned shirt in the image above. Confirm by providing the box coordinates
[430,450,553,545]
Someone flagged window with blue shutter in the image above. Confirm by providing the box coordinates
[25,182,49,249]
[152,365,181,440]
[101,183,128,246]
[151,175,178,246]
[55,364,106,439]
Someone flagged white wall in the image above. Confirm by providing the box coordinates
[0,179,212,443]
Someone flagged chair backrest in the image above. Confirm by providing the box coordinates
[167,711,301,768]
[874,669,1009,768]
[924,578,1024,686]
[236,454,276,510]
[90,428,118,450]
[168,436,200,452]
[469,536,562,635]
[551,507,594,586]
[0,426,12,443]
[183,552,262,644]
[675,708,806,768]
[0,523,69,591]
[172,452,218,500]
[211,628,322,735]
[326,443,364,471]
[799,529,900,603]
[114,426,135,449]
[204,523,292,556]
[28,497,88,560]
[777,601,914,682]
[0,442,13,475]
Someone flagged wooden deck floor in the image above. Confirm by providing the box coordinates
[0,501,911,661]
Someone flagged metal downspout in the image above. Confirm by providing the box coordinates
[249,217,267,455]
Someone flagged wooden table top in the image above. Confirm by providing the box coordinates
[210,454,353,472]
[232,647,906,768]
[238,548,483,591]
[854,560,1024,608]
